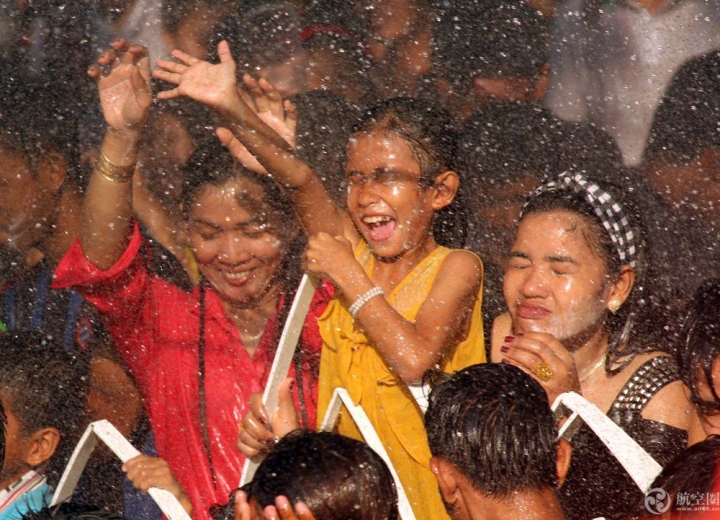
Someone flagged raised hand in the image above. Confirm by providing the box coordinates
[88,39,152,133]
[216,75,297,175]
[154,40,239,113]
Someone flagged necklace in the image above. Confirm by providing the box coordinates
[241,327,265,343]
[579,354,606,383]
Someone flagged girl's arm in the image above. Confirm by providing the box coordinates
[82,40,152,270]
[305,234,483,384]
[153,41,357,244]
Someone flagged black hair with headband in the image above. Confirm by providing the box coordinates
[519,171,647,373]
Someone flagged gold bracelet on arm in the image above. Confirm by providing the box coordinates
[96,151,135,183]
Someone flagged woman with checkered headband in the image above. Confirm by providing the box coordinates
[490,171,704,520]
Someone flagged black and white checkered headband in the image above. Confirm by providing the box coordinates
[520,172,639,268]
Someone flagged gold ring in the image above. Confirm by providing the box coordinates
[238,424,244,435]
[531,361,554,382]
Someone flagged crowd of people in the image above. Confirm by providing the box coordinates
[1,0,720,519]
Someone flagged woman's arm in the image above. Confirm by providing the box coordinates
[305,233,483,383]
[81,40,152,270]
[153,41,356,244]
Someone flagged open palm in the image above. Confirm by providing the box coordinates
[92,42,152,131]
[154,41,238,112]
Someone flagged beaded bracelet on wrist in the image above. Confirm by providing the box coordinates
[348,286,384,319]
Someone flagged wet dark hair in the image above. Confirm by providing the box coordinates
[351,97,468,248]
[292,89,363,207]
[434,0,549,91]
[0,63,80,181]
[210,2,305,72]
[425,363,559,497]
[211,430,399,520]
[20,503,126,520]
[0,330,89,487]
[645,50,720,165]
[648,435,720,513]
[677,279,720,409]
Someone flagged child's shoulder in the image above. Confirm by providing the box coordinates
[436,248,483,286]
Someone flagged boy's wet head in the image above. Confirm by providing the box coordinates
[0,331,88,488]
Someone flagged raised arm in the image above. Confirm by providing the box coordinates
[82,40,152,270]
[305,234,484,383]
[153,41,356,243]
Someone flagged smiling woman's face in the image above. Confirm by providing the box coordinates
[187,177,287,311]
[503,210,613,349]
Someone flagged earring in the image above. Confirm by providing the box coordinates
[608,300,621,313]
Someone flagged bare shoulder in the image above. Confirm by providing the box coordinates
[635,352,701,437]
[435,249,483,286]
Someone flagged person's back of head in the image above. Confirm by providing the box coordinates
[647,435,720,518]
[433,0,549,117]
[213,430,398,520]
[211,1,308,97]
[644,50,720,227]
[0,330,89,489]
[425,363,569,519]
[20,503,126,520]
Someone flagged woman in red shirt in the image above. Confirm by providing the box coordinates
[54,41,329,520]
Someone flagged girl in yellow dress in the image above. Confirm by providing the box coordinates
[154,41,486,519]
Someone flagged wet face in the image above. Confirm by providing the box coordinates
[187,177,287,311]
[0,143,59,255]
[503,210,613,348]
[345,131,438,260]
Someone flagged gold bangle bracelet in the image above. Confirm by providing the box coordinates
[96,152,135,183]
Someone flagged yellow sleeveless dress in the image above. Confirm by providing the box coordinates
[317,241,486,520]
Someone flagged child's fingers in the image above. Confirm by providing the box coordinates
[293,502,317,520]
[237,87,254,108]
[123,44,147,65]
[264,505,280,520]
[274,496,300,520]
[284,100,297,134]
[170,48,199,66]
[233,490,252,520]
[152,69,182,85]
[156,87,181,100]
[217,40,234,63]
[154,59,187,74]
[245,76,271,114]
[257,78,283,117]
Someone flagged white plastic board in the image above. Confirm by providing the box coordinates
[319,387,417,520]
[552,391,663,493]
[239,273,319,486]
[51,419,191,520]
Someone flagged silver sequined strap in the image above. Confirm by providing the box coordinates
[611,356,680,413]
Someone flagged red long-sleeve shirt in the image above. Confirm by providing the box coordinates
[54,224,330,519]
